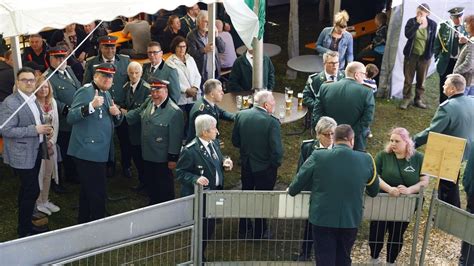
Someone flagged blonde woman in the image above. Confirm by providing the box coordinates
[35,76,60,215]
[316,10,354,69]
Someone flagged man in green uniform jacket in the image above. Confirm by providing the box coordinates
[126,78,184,205]
[228,50,275,92]
[186,79,234,143]
[120,62,150,189]
[414,74,474,208]
[142,41,180,104]
[177,114,233,261]
[232,90,283,239]
[288,124,379,265]
[312,61,375,151]
[83,36,130,106]
[83,36,131,176]
[302,51,345,110]
[67,63,123,223]
[44,45,82,187]
[434,7,467,103]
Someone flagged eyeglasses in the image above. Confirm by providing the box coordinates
[321,132,334,138]
[325,61,339,65]
[19,78,36,84]
[147,50,162,55]
[177,45,187,49]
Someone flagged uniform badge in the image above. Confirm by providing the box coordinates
[199,104,205,111]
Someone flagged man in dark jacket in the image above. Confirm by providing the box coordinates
[0,50,15,102]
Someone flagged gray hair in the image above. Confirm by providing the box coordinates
[195,114,217,137]
[446,73,466,92]
[203,79,222,95]
[127,61,142,72]
[197,10,208,23]
[345,61,365,78]
[315,116,337,136]
[254,90,273,107]
[323,51,339,63]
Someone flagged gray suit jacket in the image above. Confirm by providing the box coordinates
[453,41,474,86]
[186,29,225,79]
[0,92,42,169]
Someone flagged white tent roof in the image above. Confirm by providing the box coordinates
[0,0,258,48]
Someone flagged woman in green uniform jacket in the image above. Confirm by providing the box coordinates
[368,127,428,264]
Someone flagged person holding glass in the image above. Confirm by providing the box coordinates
[35,76,60,215]
[316,10,353,70]
[368,127,428,264]
[295,116,337,261]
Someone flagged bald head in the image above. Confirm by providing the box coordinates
[345,61,366,83]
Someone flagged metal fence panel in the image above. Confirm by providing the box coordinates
[363,193,418,222]
[0,195,194,265]
[434,200,474,245]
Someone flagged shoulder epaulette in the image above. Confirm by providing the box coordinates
[83,83,92,87]
[186,139,197,148]
[440,99,450,107]
[123,81,130,89]
[168,99,180,110]
[143,82,151,89]
[302,139,314,143]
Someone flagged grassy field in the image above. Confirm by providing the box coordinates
[0,2,465,250]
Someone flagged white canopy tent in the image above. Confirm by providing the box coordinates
[0,0,260,76]
[380,0,474,98]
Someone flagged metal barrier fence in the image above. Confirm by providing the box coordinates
[420,189,474,264]
[197,188,424,265]
[0,195,194,265]
[5,186,474,265]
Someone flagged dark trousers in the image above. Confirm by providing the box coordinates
[143,160,175,205]
[202,187,222,260]
[116,120,132,170]
[439,179,461,208]
[74,158,107,223]
[402,54,431,101]
[57,130,77,182]
[300,220,314,256]
[14,151,41,237]
[239,163,277,238]
[179,103,194,141]
[439,58,457,104]
[312,224,358,266]
[130,144,144,184]
[369,221,409,263]
[460,193,474,265]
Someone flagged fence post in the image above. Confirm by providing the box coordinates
[409,186,424,265]
[193,184,203,265]
[419,188,438,265]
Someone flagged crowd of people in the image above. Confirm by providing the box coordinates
[0,2,473,265]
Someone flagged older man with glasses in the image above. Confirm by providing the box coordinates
[312,61,375,151]
[302,51,345,111]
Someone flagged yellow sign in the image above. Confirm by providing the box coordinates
[421,132,467,183]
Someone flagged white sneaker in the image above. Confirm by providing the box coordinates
[368,257,381,264]
[44,201,60,213]
[37,204,52,215]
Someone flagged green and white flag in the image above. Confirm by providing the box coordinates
[223,0,265,48]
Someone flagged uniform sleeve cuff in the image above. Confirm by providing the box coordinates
[168,153,179,162]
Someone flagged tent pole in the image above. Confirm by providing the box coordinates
[10,36,22,76]
[252,0,263,90]
[207,2,217,80]
[333,0,341,18]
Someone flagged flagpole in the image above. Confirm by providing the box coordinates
[252,0,264,90]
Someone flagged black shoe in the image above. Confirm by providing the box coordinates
[122,167,132,178]
[107,166,115,178]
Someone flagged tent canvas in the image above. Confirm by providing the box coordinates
[381,0,474,98]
